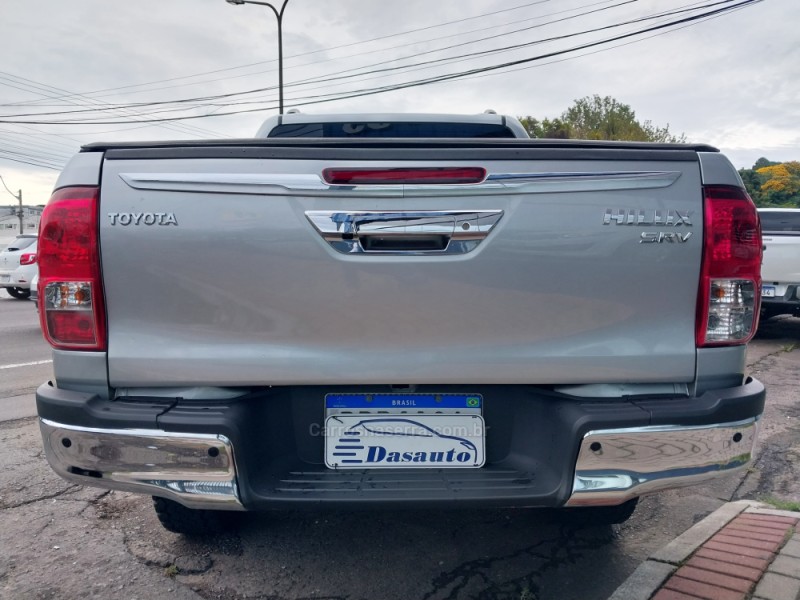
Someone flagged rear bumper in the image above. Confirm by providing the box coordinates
[0,268,33,288]
[36,379,765,511]
[566,417,759,506]
[39,419,243,510]
[761,286,800,315]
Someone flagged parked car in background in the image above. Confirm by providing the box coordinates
[758,208,800,320]
[29,272,39,309]
[0,234,37,299]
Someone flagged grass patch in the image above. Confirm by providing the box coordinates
[761,496,800,512]
[164,564,179,577]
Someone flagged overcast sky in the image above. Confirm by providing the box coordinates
[1,0,797,205]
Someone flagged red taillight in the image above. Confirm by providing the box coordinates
[322,167,487,185]
[38,186,106,351]
[20,253,37,265]
[696,185,762,347]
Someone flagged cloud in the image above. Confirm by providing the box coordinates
[0,0,797,197]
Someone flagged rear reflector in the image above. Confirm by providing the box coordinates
[322,167,487,185]
[20,253,37,266]
[696,186,762,347]
[38,187,106,351]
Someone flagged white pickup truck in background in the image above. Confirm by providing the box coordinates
[758,208,800,320]
[33,112,766,535]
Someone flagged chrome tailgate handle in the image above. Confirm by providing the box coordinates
[306,210,503,255]
[352,213,456,236]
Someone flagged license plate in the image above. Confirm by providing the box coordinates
[324,394,484,469]
[325,414,485,469]
[0,274,9,283]
[762,286,776,298]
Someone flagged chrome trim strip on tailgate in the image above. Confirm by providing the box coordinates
[118,170,682,197]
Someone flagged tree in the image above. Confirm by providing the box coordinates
[753,157,779,170]
[739,167,763,203]
[740,160,800,207]
[519,95,685,143]
[518,117,572,139]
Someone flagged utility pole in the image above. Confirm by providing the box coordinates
[225,0,290,114]
[0,175,24,234]
[17,189,23,235]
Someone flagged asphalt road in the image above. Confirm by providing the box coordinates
[0,288,51,418]
[0,301,798,600]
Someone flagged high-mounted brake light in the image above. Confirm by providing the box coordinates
[20,253,37,266]
[38,186,106,351]
[322,167,487,185]
[696,186,762,347]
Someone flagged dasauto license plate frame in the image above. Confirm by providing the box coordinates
[324,393,484,469]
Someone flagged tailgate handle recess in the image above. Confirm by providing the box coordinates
[306,210,503,255]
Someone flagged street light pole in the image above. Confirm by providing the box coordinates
[225,0,290,114]
[0,174,24,235]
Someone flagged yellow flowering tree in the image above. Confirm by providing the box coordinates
[742,160,800,206]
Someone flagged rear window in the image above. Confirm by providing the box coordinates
[268,121,517,138]
[759,211,800,234]
[4,236,36,251]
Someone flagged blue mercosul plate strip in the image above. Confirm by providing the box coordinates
[325,393,482,410]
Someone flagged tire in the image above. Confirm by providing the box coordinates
[7,287,31,300]
[558,497,638,526]
[152,496,234,535]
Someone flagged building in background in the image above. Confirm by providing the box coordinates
[0,205,43,247]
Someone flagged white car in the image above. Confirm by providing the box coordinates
[29,272,39,308]
[0,234,38,300]
[759,208,800,319]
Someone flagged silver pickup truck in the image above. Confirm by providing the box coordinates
[35,113,765,534]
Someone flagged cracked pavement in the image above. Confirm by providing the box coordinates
[1,295,798,599]
[0,418,203,600]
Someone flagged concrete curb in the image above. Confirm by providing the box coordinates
[0,393,37,423]
[608,500,800,600]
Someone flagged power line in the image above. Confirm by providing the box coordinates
[11,0,624,106]
[1,0,562,107]
[0,148,63,168]
[0,1,627,118]
[248,0,721,101]
[0,154,62,170]
[467,0,755,85]
[0,71,224,139]
[0,0,738,122]
[0,138,72,162]
[0,0,762,129]
[0,130,77,154]
[210,0,766,119]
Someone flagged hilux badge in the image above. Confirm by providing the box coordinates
[603,209,693,244]
[603,209,693,226]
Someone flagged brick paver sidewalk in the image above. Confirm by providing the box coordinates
[653,511,799,600]
[610,502,799,600]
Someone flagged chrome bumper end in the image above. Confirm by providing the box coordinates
[39,419,244,510]
[566,417,760,507]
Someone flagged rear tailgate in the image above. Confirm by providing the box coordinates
[96,141,704,387]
